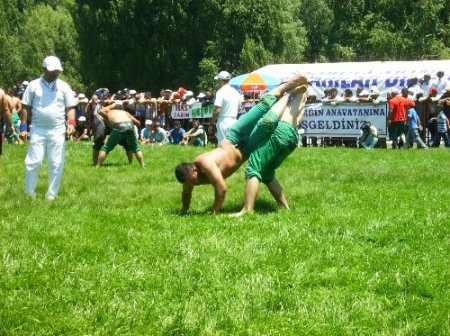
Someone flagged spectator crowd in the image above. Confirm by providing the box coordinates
[1,70,450,155]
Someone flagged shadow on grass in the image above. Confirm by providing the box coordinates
[168,200,278,217]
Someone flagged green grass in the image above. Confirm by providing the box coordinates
[1,142,449,335]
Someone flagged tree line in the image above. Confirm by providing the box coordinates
[1,0,449,94]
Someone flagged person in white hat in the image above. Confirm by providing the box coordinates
[211,70,241,145]
[21,55,77,200]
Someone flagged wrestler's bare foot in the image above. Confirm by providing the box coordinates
[290,84,308,95]
[269,74,308,98]
[229,209,252,218]
[281,87,308,125]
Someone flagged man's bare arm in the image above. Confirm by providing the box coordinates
[198,158,227,213]
[3,95,15,135]
[211,106,221,124]
[127,112,141,127]
[181,184,194,213]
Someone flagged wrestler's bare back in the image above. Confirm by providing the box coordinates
[193,140,244,184]
[100,109,133,125]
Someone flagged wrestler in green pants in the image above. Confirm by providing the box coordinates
[226,94,279,158]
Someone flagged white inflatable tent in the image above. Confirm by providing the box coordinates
[254,60,450,98]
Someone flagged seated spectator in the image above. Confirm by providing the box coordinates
[76,94,89,120]
[168,120,186,144]
[182,119,207,146]
[72,116,89,141]
[359,122,378,149]
[149,120,168,145]
[140,119,152,145]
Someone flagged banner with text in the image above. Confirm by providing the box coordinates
[171,103,213,119]
[301,102,388,137]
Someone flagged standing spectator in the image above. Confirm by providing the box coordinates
[388,88,415,149]
[0,88,15,156]
[432,70,450,93]
[322,88,341,104]
[438,88,450,119]
[210,71,241,145]
[430,109,450,147]
[239,91,255,119]
[157,89,173,127]
[405,107,428,149]
[168,120,186,144]
[202,91,214,107]
[420,87,440,144]
[421,74,432,96]
[6,88,22,144]
[342,88,358,103]
[76,94,88,120]
[86,93,101,138]
[22,56,77,200]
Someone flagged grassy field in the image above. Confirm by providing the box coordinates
[0,142,449,335]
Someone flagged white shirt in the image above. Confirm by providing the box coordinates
[22,76,77,128]
[432,77,450,93]
[214,84,241,120]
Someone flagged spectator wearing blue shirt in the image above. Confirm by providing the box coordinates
[168,120,186,144]
[430,110,450,147]
[149,121,168,145]
[140,119,152,145]
[405,107,428,149]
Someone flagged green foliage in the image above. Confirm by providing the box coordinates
[1,0,450,91]
[238,38,274,74]
[0,144,449,334]
[197,56,219,92]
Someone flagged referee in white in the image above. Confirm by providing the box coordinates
[22,56,77,200]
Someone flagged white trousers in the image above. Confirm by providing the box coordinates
[25,126,66,198]
[216,118,237,145]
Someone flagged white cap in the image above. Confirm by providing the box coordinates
[22,80,29,86]
[43,56,63,71]
[359,90,370,96]
[77,93,86,99]
[197,92,206,98]
[78,116,86,121]
[214,70,231,80]
[145,120,152,125]
[129,89,136,95]
[183,91,194,99]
